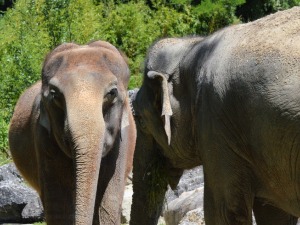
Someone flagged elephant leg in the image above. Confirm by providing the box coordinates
[38,137,74,224]
[130,129,168,225]
[204,181,253,225]
[253,199,298,225]
[203,150,254,225]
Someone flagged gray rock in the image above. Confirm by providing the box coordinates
[0,163,23,183]
[21,197,43,222]
[0,163,44,223]
[163,166,204,225]
[179,208,205,225]
[166,166,204,203]
[164,187,204,225]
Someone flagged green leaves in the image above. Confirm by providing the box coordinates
[236,0,300,21]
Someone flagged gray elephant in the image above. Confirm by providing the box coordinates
[130,7,300,225]
[9,40,136,225]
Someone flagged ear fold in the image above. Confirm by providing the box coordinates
[147,71,173,145]
[121,104,130,140]
[39,101,51,133]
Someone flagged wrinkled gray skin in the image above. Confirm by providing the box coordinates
[9,41,136,225]
[130,7,300,225]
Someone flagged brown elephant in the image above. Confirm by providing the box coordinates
[9,40,136,225]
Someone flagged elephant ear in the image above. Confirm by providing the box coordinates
[39,101,51,133]
[121,105,130,139]
[147,71,173,145]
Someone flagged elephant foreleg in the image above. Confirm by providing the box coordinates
[203,148,255,225]
[253,199,298,225]
[38,146,74,224]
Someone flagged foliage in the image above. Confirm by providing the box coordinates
[0,0,14,14]
[236,0,300,21]
[0,0,298,162]
[0,113,10,164]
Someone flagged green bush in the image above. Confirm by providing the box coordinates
[0,116,9,165]
[236,0,300,21]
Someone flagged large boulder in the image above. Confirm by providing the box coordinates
[178,208,205,225]
[164,187,204,225]
[165,166,204,203]
[164,166,204,225]
[0,163,44,223]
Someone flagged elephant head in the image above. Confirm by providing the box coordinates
[39,41,130,224]
[129,37,205,225]
[131,37,204,157]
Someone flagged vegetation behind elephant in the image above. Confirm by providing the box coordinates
[130,7,300,225]
[9,40,136,225]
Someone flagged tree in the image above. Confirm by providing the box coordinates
[236,0,300,21]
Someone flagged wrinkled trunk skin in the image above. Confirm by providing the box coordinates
[66,96,104,225]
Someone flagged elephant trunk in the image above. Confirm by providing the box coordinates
[66,96,104,225]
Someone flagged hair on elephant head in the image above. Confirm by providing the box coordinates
[9,40,136,225]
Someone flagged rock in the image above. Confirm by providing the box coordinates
[164,187,204,225]
[0,163,44,223]
[164,166,204,225]
[165,166,204,203]
[179,208,205,225]
[0,163,23,183]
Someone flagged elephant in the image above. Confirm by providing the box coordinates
[9,40,136,225]
[130,7,300,225]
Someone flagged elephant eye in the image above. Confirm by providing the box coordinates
[105,88,118,103]
[50,89,56,99]
[49,88,64,109]
[49,88,60,101]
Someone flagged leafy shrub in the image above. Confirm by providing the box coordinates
[236,0,300,21]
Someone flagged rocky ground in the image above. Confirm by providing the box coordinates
[1,163,300,225]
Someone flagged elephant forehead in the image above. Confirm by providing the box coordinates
[53,49,121,80]
[53,69,117,94]
[42,44,128,95]
[66,48,124,70]
[45,47,126,78]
